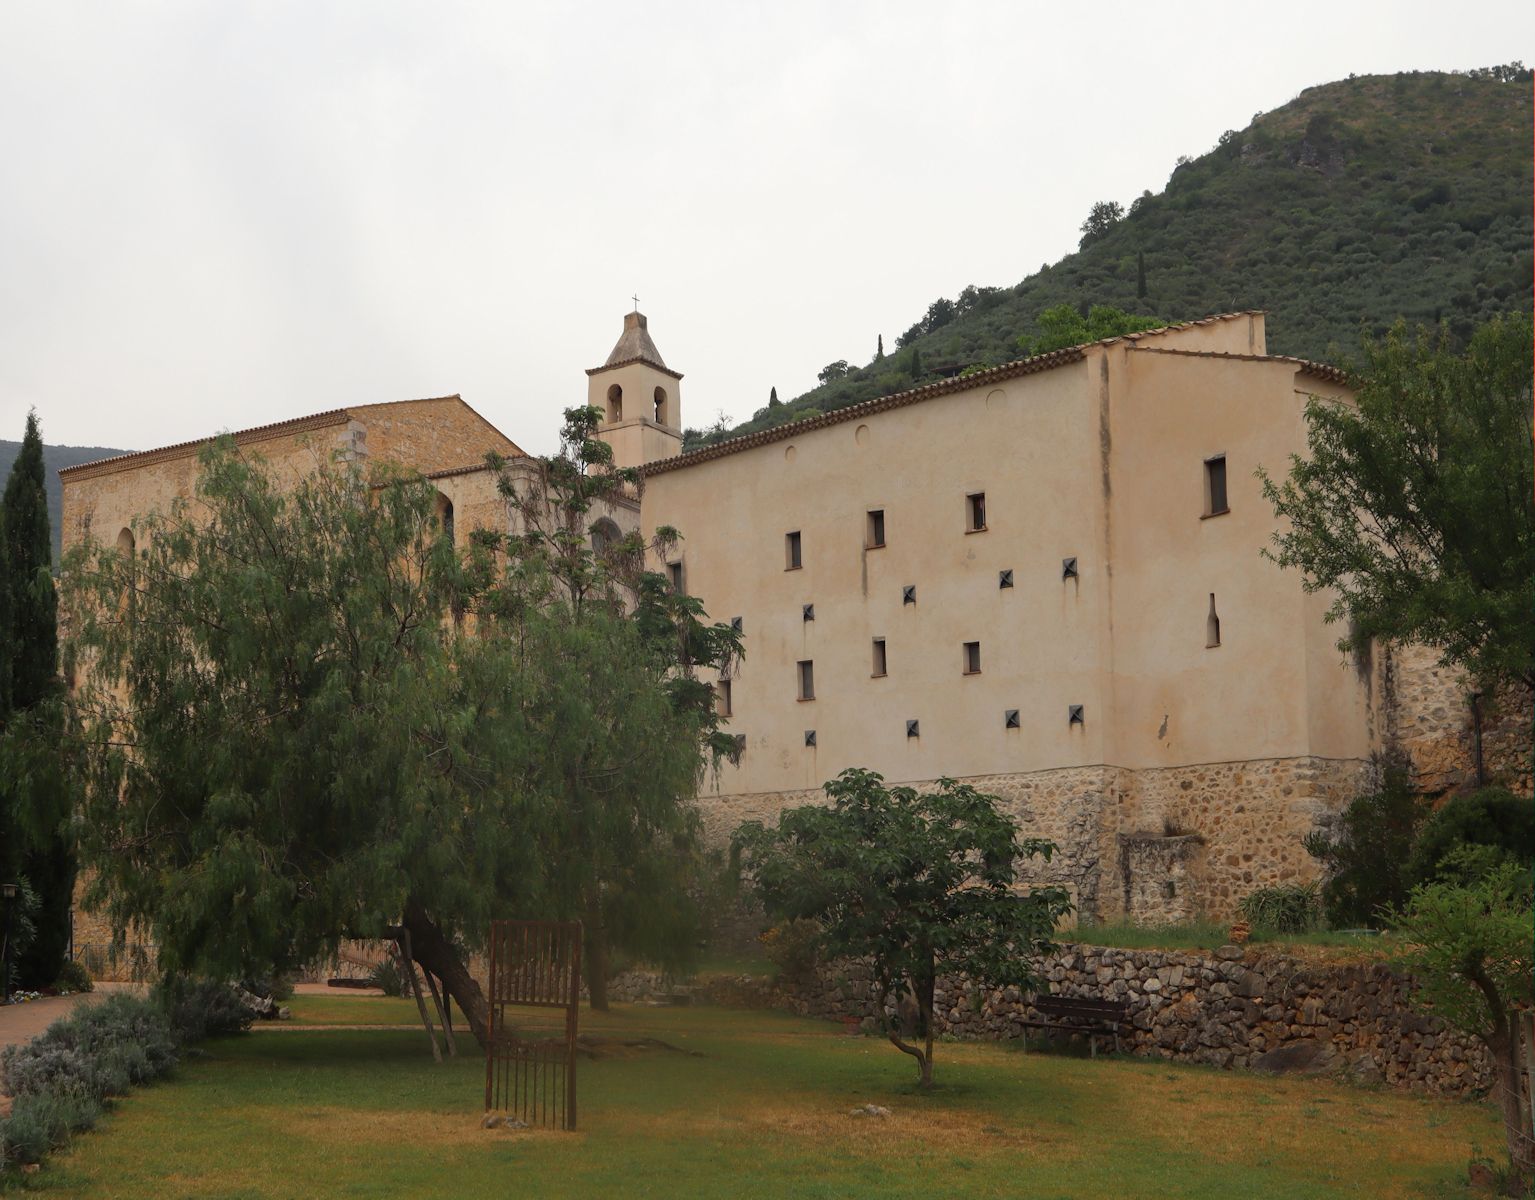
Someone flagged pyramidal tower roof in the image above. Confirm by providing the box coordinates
[590,310,682,378]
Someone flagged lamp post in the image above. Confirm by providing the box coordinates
[1,882,17,1005]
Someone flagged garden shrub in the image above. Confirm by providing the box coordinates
[153,978,256,1042]
[759,919,822,982]
[1239,883,1321,934]
[1405,787,1535,887]
[52,959,94,994]
[1303,755,1428,927]
[367,956,408,998]
[0,1087,100,1167]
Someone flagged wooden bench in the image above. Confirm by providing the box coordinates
[1019,995,1128,1058]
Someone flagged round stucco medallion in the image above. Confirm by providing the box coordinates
[854,424,870,446]
[784,444,797,463]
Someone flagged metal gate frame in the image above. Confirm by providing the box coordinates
[484,920,582,1131]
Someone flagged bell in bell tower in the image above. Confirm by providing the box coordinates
[587,309,683,470]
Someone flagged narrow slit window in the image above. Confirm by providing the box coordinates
[963,641,981,674]
[1206,593,1222,648]
[804,730,817,748]
[802,603,815,622]
[1204,455,1228,516]
[966,491,987,532]
[797,659,815,701]
[902,585,916,605]
[871,638,887,677]
[667,561,684,593]
[717,679,733,716]
[786,530,802,570]
[866,509,886,548]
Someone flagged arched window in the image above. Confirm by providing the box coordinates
[607,384,623,422]
[591,517,621,556]
[653,386,668,424]
[116,527,135,557]
[436,493,455,546]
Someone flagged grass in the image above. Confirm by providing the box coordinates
[8,998,1500,1198]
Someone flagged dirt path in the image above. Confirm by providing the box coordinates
[0,983,144,1054]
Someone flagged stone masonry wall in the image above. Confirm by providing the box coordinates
[700,756,1367,926]
[700,944,1493,1099]
[1385,642,1532,798]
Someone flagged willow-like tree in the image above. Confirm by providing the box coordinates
[65,420,737,1043]
[734,769,1071,1087]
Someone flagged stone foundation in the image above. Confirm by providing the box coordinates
[700,756,1370,924]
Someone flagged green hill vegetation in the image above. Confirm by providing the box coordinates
[691,65,1533,449]
[0,440,134,566]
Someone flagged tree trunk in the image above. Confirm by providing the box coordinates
[1489,1026,1535,1188]
[401,897,490,1050]
[887,963,938,1088]
[584,898,609,1013]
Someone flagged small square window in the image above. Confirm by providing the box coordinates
[730,616,743,633]
[716,679,732,717]
[871,637,887,677]
[963,641,981,674]
[866,509,886,549]
[1068,704,1085,725]
[999,569,1013,589]
[902,585,916,605]
[667,561,684,593]
[906,719,920,738]
[966,492,987,532]
[786,530,803,569]
[802,603,815,622]
[1004,709,1020,729]
[797,659,815,701]
[804,730,817,748]
[1062,557,1078,580]
[1204,456,1229,517]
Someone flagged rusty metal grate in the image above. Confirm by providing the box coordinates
[485,920,582,1130]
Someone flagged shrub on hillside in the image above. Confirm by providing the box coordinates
[1406,788,1535,887]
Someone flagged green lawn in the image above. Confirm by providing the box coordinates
[10,1000,1498,1199]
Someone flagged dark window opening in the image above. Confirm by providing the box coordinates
[667,561,684,593]
[1207,593,1222,648]
[902,585,916,605]
[804,730,817,747]
[872,638,887,677]
[906,719,920,738]
[786,530,802,570]
[802,603,815,622]
[1069,704,1085,725]
[730,616,743,633]
[866,509,886,548]
[999,569,1013,589]
[717,679,732,717]
[1204,455,1228,516]
[1062,557,1078,580]
[1004,709,1020,729]
[436,494,455,546]
[963,641,981,674]
[966,492,987,532]
[797,659,815,701]
[607,383,623,422]
[654,385,668,424]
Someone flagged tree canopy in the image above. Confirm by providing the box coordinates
[733,769,1070,1087]
[1261,315,1534,692]
[64,417,738,1042]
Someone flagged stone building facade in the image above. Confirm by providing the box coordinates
[57,310,1531,967]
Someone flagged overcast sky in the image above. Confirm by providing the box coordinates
[2,1,1529,457]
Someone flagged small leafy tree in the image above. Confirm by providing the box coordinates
[1302,755,1429,928]
[1018,304,1167,358]
[1386,857,1534,1184]
[1260,316,1535,694]
[817,360,851,386]
[1404,788,1534,888]
[1078,200,1124,248]
[733,769,1071,1088]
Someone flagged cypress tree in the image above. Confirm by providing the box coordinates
[876,334,885,360]
[769,386,781,408]
[0,411,72,985]
[909,347,923,380]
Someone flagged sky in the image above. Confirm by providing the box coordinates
[2,1,1530,457]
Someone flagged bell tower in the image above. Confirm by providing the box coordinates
[588,310,684,470]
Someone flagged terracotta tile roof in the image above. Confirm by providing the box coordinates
[58,394,468,482]
[1127,345,1351,384]
[642,312,1271,478]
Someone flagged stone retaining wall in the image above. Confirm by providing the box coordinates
[694,943,1493,1099]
